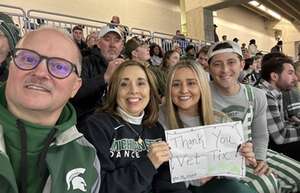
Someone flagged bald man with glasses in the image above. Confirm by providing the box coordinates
[0,26,101,193]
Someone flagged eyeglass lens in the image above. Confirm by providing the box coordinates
[14,49,75,79]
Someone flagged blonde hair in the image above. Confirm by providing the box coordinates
[164,60,215,129]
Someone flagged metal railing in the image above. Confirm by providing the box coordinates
[0,4,27,35]
[27,9,112,36]
[0,4,210,54]
[152,32,177,53]
[152,31,212,54]
[131,27,151,37]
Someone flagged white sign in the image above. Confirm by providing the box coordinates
[165,121,245,183]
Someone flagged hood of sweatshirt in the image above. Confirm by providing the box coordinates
[0,84,80,193]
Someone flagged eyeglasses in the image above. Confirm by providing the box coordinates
[12,48,80,79]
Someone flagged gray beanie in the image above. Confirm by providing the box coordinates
[0,12,20,51]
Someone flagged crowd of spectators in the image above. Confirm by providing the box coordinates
[1,11,300,193]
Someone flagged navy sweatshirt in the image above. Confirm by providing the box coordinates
[80,112,190,193]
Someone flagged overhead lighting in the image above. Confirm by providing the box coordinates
[258,4,267,11]
[248,0,282,20]
[267,9,282,20]
[249,0,260,7]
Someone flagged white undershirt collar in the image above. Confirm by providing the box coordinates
[117,107,144,125]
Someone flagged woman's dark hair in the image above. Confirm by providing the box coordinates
[185,45,195,53]
[244,57,254,70]
[149,43,163,57]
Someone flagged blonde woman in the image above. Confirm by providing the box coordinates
[159,60,256,193]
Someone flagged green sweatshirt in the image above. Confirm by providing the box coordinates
[0,85,101,193]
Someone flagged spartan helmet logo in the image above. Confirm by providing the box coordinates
[66,168,87,192]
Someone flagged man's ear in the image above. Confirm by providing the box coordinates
[70,77,82,98]
[270,72,279,82]
[240,59,245,71]
[120,42,124,50]
[96,38,102,49]
[132,50,137,58]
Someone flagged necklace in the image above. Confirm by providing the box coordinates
[124,121,144,145]
[113,116,144,145]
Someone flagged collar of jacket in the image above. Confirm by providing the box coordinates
[259,79,282,100]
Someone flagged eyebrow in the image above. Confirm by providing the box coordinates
[173,78,197,82]
[212,57,238,63]
[228,58,238,61]
[120,77,147,81]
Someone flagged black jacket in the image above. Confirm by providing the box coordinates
[81,45,97,57]
[70,47,108,124]
[76,40,88,51]
[80,112,190,193]
[270,45,281,53]
[0,60,8,83]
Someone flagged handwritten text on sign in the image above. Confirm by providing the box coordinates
[165,121,245,183]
